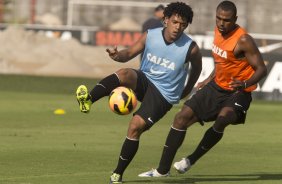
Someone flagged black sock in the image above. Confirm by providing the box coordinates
[188,127,223,165]
[113,137,139,176]
[157,127,186,174]
[89,74,120,103]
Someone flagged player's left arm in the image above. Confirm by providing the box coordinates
[106,32,147,63]
[230,34,267,89]
[181,42,202,99]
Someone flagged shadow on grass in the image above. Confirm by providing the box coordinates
[126,173,282,183]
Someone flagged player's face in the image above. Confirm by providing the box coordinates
[164,14,188,42]
[216,7,237,35]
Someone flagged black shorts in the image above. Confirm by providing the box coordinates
[185,80,252,124]
[133,70,172,130]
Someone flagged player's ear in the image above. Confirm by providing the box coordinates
[164,17,168,27]
[234,16,238,22]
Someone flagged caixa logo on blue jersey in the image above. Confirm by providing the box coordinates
[146,53,175,71]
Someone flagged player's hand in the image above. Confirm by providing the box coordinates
[106,46,119,61]
[229,77,246,90]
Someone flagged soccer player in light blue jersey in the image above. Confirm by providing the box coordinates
[76,2,202,183]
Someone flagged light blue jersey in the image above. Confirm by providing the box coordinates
[140,28,193,104]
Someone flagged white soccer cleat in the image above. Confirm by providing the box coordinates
[138,169,169,177]
[173,158,191,174]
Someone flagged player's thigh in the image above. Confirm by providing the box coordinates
[115,68,138,90]
[223,91,252,124]
[134,82,172,131]
[185,81,220,123]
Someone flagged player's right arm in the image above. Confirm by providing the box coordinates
[229,34,267,89]
[106,32,147,63]
[181,43,202,99]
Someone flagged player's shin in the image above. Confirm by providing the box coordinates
[157,126,187,174]
[188,126,223,165]
[113,137,139,176]
[89,73,120,103]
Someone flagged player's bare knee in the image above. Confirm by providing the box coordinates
[214,116,230,132]
[116,68,128,81]
[116,68,137,89]
[127,119,146,139]
[173,112,190,130]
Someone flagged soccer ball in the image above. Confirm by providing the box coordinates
[109,86,137,115]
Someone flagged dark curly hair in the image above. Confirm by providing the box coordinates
[163,2,193,24]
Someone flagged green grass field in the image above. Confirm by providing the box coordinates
[0,74,282,184]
